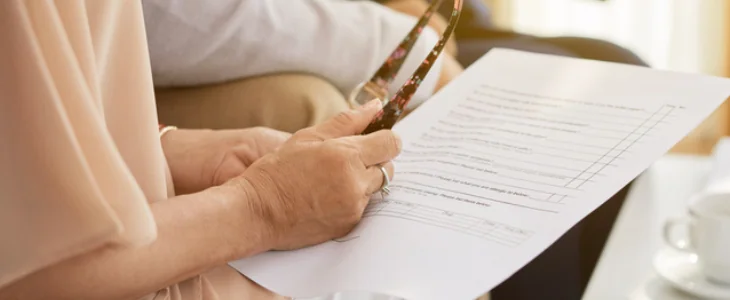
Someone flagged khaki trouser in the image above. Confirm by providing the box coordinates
[155,74,351,132]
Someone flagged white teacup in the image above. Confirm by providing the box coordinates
[663,192,730,285]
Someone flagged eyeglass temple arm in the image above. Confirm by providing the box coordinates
[368,0,445,87]
[362,0,463,135]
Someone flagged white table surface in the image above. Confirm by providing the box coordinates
[583,154,715,300]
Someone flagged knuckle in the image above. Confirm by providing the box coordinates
[320,139,342,155]
[257,127,290,138]
[326,140,358,159]
[347,207,363,223]
[292,128,311,139]
[334,110,358,125]
[293,127,325,142]
[361,177,373,192]
[320,142,353,170]
[357,190,371,207]
[391,131,403,155]
[257,127,281,137]
[251,126,268,132]
[247,126,274,139]
[335,224,356,239]
[382,130,403,157]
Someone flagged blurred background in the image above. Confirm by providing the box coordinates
[484,0,730,155]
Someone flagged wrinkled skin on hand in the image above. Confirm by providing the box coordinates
[162,127,291,195]
[238,100,401,251]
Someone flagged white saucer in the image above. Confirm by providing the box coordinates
[653,247,730,299]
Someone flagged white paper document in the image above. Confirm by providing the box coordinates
[229,49,730,300]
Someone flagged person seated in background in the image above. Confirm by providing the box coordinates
[142,0,463,133]
[381,0,647,67]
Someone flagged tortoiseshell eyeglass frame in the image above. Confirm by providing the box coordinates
[349,0,463,135]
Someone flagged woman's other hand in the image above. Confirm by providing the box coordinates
[238,100,401,251]
[162,127,291,195]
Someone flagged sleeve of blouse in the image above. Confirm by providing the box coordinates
[0,0,159,288]
[142,0,444,109]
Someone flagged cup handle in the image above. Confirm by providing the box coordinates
[663,217,693,251]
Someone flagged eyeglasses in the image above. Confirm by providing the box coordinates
[350,0,463,135]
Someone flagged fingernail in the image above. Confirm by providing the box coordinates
[362,99,383,110]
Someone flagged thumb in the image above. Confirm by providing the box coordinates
[313,99,383,139]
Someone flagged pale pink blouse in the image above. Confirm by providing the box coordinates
[0,1,278,299]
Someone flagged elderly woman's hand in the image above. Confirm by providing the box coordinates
[162,127,291,195]
[237,100,401,250]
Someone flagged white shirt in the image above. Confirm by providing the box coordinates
[142,0,444,109]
